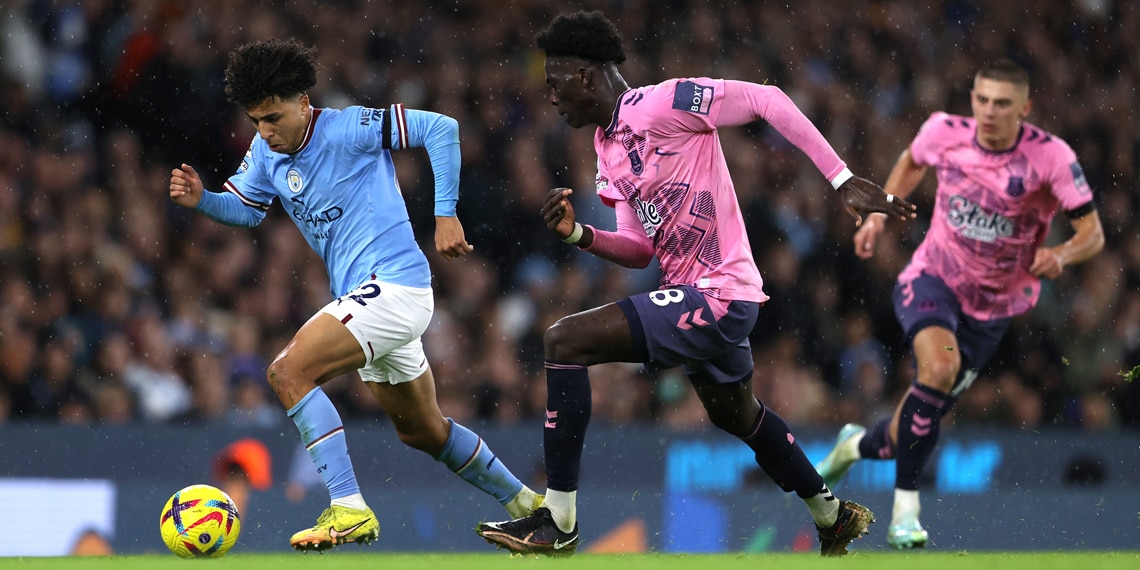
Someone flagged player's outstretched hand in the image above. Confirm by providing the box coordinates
[541,187,577,240]
[838,176,916,227]
[435,216,474,260]
[170,163,205,208]
[853,214,887,260]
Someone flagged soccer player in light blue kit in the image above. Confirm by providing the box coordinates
[168,38,541,552]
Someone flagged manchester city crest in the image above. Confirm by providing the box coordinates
[287,169,303,193]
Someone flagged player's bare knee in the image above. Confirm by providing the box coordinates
[919,355,959,393]
[543,318,586,362]
[265,354,312,406]
[265,357,291,397]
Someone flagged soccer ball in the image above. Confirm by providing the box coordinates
[159,484,241,558]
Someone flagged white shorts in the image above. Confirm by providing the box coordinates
[320,278,434,385]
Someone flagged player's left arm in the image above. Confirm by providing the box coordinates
[1030,148,1105,278]
[718,80,915,224]
[399,107,473,260]
[1029,208,1104,279]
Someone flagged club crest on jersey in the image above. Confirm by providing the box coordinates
[672,80,713,115]
[287,169,304,193]
[628,150,643,175]
[1005,176,1025,197]
[632,196,662,238]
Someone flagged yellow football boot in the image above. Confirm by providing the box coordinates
[289,505,379,552]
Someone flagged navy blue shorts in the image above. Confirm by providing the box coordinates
[617,285,759,386]
[892,273,1011,383]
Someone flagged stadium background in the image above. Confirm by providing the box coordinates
[0,0,1137,556]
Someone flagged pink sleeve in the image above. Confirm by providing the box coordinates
[717,81,847,181]
[908,112,949,166]
[581,200,655,268]
[1044,141,1095,211]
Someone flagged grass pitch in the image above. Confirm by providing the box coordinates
[0,552,1137,570]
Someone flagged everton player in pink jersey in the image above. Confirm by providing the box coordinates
[477,11,914,557]
[816,59,1105,549]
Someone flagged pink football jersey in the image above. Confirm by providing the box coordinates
[587,78,849,307]
[899,112,1095,320]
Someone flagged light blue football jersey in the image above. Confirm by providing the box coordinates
[196,104,460,296]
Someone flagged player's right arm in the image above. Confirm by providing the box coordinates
[854,147,928,259]
[541,188,654,269]
[170,163,205,208]
[169,163,267,228]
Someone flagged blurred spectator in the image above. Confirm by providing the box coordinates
[228,374,281,428]
[836,308,890,397]
[212,438,272,516]
[285,442,322,504]
[121,309,192,422]
[28,335,87,421]
[90,381,136,425]
[0,388,12,425]
[68,529,113,557]
[173,352,230,425]
[754,333,833,426]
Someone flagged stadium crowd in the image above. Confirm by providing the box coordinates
[0,0,1137,432]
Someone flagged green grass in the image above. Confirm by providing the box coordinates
[0,552,1137,570]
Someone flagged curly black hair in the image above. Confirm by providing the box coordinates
[535,10,626,64]
[223,38,318,108]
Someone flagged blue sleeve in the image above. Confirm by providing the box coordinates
[402,109,460,217]
[195,189,267,227]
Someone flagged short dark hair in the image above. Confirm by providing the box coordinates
[535,10,626,64]
[224,38,318,108]
[976,59,1030,90]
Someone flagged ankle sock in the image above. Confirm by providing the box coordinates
[542,489,577,533]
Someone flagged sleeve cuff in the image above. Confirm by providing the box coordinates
[830,167,854,190]
[434,199,458,217]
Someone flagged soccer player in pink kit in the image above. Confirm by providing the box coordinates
[816,59,1105,549]
[476,10,915,557]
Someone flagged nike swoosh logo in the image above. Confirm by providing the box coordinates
[329,519,369,540]
[552,536,577,550]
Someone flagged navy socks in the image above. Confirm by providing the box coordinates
[543,361,591,492]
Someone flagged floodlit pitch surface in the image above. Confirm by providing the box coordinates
[0,552,1137,570]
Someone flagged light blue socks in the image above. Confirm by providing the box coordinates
[288,387,360,500]
[435,418,523,504]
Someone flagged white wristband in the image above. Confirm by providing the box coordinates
[830,167,854,190]
[562,222,584,244]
